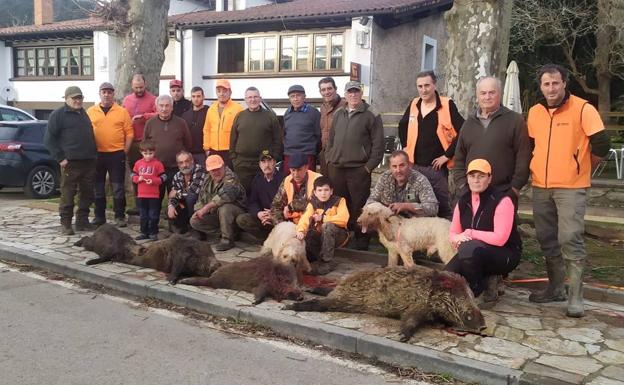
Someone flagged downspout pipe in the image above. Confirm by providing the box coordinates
[173,23,185,88]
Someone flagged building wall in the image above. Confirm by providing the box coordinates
[169,0,213,15]
[196,28,355,103]
[370,12,447,119]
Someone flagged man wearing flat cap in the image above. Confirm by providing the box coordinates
[236,150,285,242]
[282,84,321,173]
[44,86,98,235]
[326,81,384,250]
[87,82,134,227]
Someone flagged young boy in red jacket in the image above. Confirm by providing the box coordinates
[132,140,166,240]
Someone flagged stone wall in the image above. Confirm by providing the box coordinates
[519,179,624,211]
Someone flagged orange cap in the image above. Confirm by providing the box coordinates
[205,155,224,171]
[215,79,231,90]
[466,159,492,175]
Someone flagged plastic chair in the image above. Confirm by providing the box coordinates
[592,148,621,179]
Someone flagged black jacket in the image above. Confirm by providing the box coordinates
[44,104,97,161]
[458,186,521,251]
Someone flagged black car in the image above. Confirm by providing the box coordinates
[0,121,60,198]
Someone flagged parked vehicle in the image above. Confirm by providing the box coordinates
[0,104,36,122]
[0,121,59,198]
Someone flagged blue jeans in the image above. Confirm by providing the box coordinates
[137,198,161,235]
[532,187,587,261]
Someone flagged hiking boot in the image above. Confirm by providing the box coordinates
[214,240,234,252]
[529,255,567,303]
[566,259,585,318]
[482,275,500,303]
[148,234,158,241]
[75,221,96,232]
[135,234,149,240]
[114,217,127,228]
[91,217,106,226]
[60,226,75,236]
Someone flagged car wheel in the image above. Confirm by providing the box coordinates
[25,165,57,199]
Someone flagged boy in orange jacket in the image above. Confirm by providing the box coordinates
[296,176,349,275]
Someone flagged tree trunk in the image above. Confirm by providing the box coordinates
[113,0,170,99]
[443,0,513,117]
[595,0,612,114]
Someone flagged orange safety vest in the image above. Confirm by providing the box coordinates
[283,170,321,224]
[405,96,457,168]
[527,94,605,188]
[202,99,244,151]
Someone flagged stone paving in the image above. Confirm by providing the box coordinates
[1,203,623,385]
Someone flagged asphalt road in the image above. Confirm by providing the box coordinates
[0,266,431,385]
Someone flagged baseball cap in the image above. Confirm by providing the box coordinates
[344,81,362,92]
[287,84,305,95]
[259,149,274,161]
[288,153,308,169]
[216,79,231,89]
[205,155,224,171]
[466,159,492,175]
[64,86,83,98]
[169,79,183,88]
[99,82,114,91]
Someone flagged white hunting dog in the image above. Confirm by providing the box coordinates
[357,202,455,267]
[261,221,311,278]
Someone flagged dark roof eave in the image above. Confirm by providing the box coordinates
[0,27,110,41]
[174,0,453,29]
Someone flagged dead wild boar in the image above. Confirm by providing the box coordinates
[284,265,486,341]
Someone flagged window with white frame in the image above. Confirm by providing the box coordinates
[14,45,93,78]
[421,35,437,71]
[217,31,345,74]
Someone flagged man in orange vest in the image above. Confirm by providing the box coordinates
[398,71,465,219]
[527,64,611,318]
[203,79,244,168]
[271,153,321,224]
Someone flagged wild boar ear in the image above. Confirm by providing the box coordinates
[431,270,455,291]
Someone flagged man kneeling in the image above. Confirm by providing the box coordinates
[296,176,349,275]
[190,155,246,251]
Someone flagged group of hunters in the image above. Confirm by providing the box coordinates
[43,63,611,318]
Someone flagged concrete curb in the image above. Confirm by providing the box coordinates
[0,244,593,385]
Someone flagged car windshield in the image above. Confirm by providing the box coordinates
[0,126,21,140]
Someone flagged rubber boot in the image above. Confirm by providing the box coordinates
[566,259,585,318]
[529,255,567,303]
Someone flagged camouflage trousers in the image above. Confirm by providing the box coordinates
[305,222,348,262]
[189,203,245,242]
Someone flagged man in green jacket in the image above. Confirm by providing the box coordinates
[325,81,384,250]
[44,86,98,235]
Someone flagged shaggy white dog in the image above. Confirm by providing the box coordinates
[357,202,455,267]
[261,221,311,277]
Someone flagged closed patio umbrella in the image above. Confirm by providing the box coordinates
[503,60,522,113]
